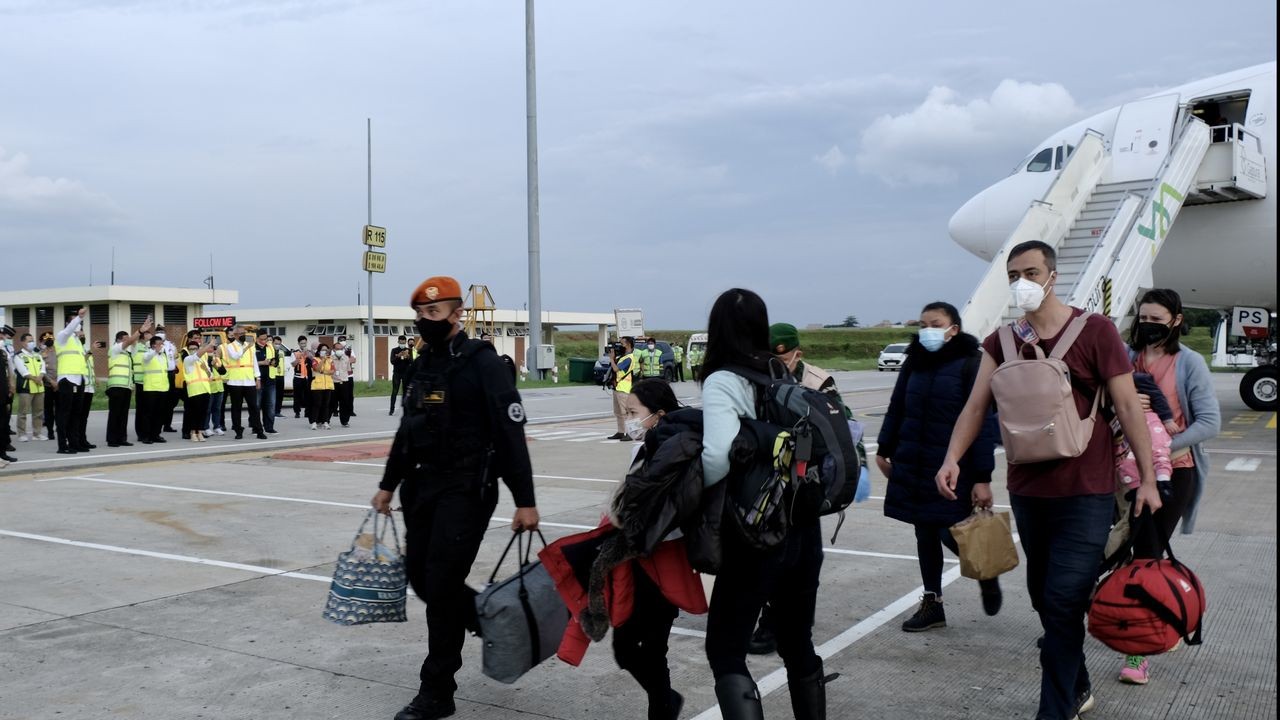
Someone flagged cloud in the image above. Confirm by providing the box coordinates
[854,79,1081,186]
[0,146,128,248]
[813,145,847,175]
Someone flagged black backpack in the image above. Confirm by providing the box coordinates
[723,363,859,549]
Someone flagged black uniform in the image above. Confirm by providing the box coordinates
[379,332,536,703]
[1,348,12,457]
[389,345,413,414]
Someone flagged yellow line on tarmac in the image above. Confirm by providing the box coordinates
[1268,413,1276,430]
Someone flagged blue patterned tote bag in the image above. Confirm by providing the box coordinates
[323,510,409,625]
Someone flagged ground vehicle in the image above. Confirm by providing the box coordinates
[877,342,909,372]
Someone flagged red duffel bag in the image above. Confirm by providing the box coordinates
[1088,512,1205,656]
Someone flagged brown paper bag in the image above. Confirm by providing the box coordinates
[949,508,1019,580]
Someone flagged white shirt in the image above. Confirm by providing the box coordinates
[56,316,85,385]
[224,340,261,386]
[157,337,177,371]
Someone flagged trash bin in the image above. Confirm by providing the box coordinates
[568,357,595,383]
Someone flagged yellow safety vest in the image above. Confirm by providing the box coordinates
[55,335,88,377]
[615,352,636,393]
[311,357,335,391]
[267,345,280,379]
[209,357,225,394]
[21,353,45,395]
[143,353,169,392]
[108,349,132,389]
[185,356,212,397]
[223,341,256,382]
[132,346,147,384]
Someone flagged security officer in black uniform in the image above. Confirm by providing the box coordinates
[371,275,540,720]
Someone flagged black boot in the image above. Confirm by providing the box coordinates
[714,674,763,720]
[901,592,946,632]
[788,662,828,720]
[979,577,1003,616]
[647,688,683,720]
[393,694,455,720]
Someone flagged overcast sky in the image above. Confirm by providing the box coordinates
[0,0,1275,329]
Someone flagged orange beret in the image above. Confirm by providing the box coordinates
[409,276,463,307]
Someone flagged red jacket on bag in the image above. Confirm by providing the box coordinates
[538,523,707,666]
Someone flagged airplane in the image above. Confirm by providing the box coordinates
[948,61,1277,411]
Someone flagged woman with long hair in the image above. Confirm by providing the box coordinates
[1117,288,1220,685]
[699,288,826,720]
[309,342,335,430]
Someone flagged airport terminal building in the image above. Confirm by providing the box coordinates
[0,286,613,382]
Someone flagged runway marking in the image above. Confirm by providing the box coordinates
[36,476,370,509]
[863,495,1012,510]
[13,430,397,465]
[533,474,620,484]
[824,547,959,564]
[334,461,384,468]
[670,627,707,638]
[691,531,1020,719]
[1268,414,1277,430]
[1225,457,1263,472]
[34,472,103,483]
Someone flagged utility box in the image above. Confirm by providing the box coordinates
[534,344,556,370]
[568,357,595,383]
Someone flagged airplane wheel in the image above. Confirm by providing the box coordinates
[1240,365,1278,411]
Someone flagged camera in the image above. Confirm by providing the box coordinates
[606,342,626,357]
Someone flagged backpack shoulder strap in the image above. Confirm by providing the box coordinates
[1049,313,1093,360]
[997,324,1019,363]
[722,364,775,387]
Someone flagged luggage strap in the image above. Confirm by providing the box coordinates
[490,529,549,666]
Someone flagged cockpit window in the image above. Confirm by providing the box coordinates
[1026,147,1054,172]
[1054,144,1075,170]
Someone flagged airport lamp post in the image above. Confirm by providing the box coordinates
[525,0,543,380]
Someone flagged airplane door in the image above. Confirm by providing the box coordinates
[1106,93,1180,183]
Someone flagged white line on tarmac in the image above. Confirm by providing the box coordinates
[862,495,1012,510]
[14,430,397,465]
[691,533,1022,720]
[36,476,370,509]
[333,461,384,468]
[824,547,959,564]
[0,529,336,583]
[534,474,620,484]
[670,627,707,638]
[34,472,103,483]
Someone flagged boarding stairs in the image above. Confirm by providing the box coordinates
[961,113,1267,340]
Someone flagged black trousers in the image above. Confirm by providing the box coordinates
[183,394,210,437]
[1130,467,1197,559]
[706,521,823,680]
[105,387,132,445]
[274,376,285,416]
[293,378,310,417]
[163,371,179,430]
[140,390,166,440]
[55,379,87,450]
[0,390,10,451]
[308,389,332,424]
[133,383,146,440]
[390,373,406,412]
[334,382,352,425]
[400,474,498,698]
[43,389,57,439]
[613,563,679,703]
[226,384,262,434]
[915,522,962,596]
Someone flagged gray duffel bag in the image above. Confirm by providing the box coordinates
[475,529,570,684]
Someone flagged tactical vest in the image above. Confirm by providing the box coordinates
[402,339,489,462]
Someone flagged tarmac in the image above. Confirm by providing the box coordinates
[0,372,1274,720]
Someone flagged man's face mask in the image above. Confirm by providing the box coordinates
[26,341,37,352]
[1010,273,1054,312]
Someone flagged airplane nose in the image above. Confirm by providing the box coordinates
[949,193,994,261]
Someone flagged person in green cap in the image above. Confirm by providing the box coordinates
[748,322,868,656]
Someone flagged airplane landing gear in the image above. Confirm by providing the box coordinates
[1240,365,1278,411]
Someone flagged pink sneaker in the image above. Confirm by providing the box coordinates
[1119,655,1149,684]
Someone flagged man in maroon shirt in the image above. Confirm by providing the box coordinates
[937,240,1162,720]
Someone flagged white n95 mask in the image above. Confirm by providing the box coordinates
[1010,276,1052,312]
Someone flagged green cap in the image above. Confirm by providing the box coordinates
[769,323,800,353]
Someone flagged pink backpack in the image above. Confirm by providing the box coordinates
[991,314,1103,464]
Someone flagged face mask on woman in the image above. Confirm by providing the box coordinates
[625,413,655,441]
[319,349,330,357]
[1010,276,1052,312]
[918,326,955,352]
[1134,321,1172,348]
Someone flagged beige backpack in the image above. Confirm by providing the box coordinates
[991,314,1104,464]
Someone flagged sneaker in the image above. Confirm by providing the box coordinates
[902,593,946,632]
[1167,637,1185,654]
[19,435,30,442]
[1118,655,1149,685]
[310,422,318,430]
[323,422,331,429]
[1075,686,1095,714]
[979,577,1003,616]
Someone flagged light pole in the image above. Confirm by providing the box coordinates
[525,0,543,379]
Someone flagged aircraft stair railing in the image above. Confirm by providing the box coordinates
[1187,122,1268,203]
[1075,116,1212,324]
[960,130,1109,340]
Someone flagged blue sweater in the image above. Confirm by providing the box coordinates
[700,370,757,486]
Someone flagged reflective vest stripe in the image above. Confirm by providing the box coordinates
[185,358,212,397]
[143,354,169,392]
[108,350,132,389]
[223,342,255,381]
[132,347,147,384]
[616,353,635,393]
[266,345,280,379]
[21,355,45,395]
[55,336,89,376]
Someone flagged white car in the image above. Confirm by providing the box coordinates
[877,342,909,372]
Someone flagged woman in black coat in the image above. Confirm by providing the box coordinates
[876,301,1000,632]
